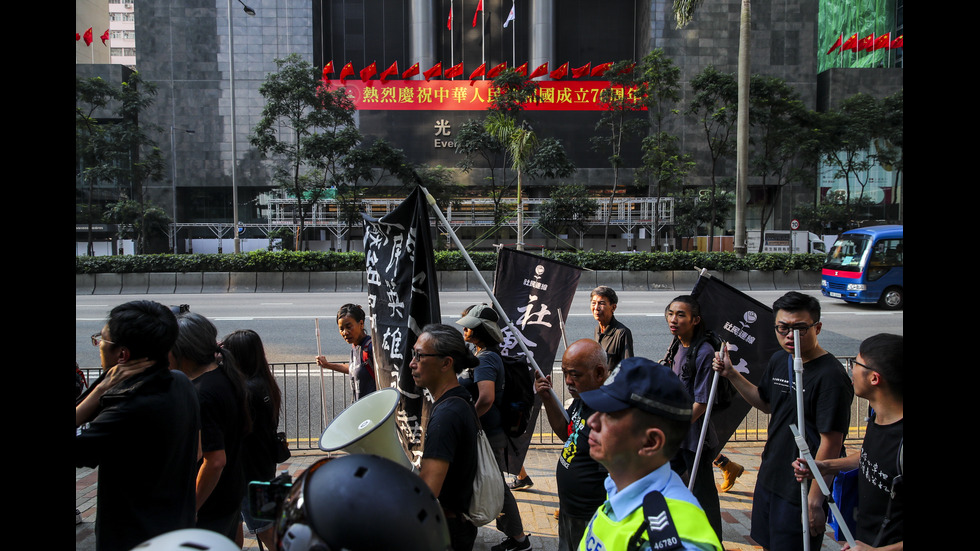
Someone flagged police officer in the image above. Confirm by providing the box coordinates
[577,357,722,551]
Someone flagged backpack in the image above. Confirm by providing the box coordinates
[665,330,737,412]
[445,397,505,526]
[498,354,535,438]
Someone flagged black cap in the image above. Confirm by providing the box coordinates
[579,357,693,421]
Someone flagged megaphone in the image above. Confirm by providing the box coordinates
[318,388,414,471]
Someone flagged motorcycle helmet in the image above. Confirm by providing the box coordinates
[130,528,240,551]
[277,454,450,551]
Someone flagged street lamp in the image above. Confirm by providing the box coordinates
[228,0,255,253]
[171,126,195,253]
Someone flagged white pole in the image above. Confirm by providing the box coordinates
[791,424,857,548]
[688,342,724,491]
[420,184,569,423]
[316,318,328,427]
[794,329,810,551]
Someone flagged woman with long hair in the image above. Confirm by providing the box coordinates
[315,303,375,403]
[222,329,282,549]
[170,312,250,542]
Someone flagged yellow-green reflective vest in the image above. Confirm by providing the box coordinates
[579,493,722,551]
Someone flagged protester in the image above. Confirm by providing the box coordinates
[578,357,723,551]
[316,303,376,403]
[590,286,633,370]
[75,300,201,551]
[221,329,282,549]
[713,291,853,551]
[793,334,903,550]
[412,324,481,551]
[660,295,723,541]
[456,305,531,551]
[171,312,251,541]
[534,339,610,551]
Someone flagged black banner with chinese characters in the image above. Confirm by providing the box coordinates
[690,274,781,449]
[363,187,441,465]
[493,248,582,473]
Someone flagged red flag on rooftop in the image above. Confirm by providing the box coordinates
[472,0,483,27]
[447,5,453,30]
[424,62,443,81]
[101,29,110,46]
[322,61,334,82]
[445,62,464,79]
[857,33,875,51]
[84,27,93,46]
[339,62,355,84]
[873,32,892,50]
[402,62,420,79]
[529,62,549,79]
[380,61,399,83]
[469,63,486,85]
[487,62,507,78]
[891,34,903,48]
[76,33,81,41]
[591,62,613,77]
[841,33,858,51]
[515,62,528,76]
[360,62,377,83]
[826,34,843,54]
[549,62,568,80]
[572,62,591,79]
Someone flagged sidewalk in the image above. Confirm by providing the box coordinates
[76,443,846,550]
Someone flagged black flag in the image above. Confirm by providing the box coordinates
[363,187,441,465]
[690,274,780,448]
[493,248,582,473]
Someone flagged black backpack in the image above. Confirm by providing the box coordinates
[665,330,737,412]
[498,354,535,438]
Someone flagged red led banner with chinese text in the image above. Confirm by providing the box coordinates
[333,80,645,111]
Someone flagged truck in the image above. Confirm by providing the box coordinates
[746,230,827,254]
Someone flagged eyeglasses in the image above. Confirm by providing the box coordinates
[846,358,876,376]
[773,322,819,336]
[91,333,114,347]
[411,350,446,362]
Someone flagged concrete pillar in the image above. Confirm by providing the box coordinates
[409,0,437,75]
[529,0,554,72]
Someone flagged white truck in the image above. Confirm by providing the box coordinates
[746,230,827,254]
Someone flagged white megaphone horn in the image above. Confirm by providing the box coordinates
[318,388,415,472]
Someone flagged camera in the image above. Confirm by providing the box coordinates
[248,471,293,521]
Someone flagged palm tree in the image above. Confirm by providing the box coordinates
[485,112,538,251]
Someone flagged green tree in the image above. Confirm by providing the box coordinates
[688,65,738,250]
[338,138,413,251]
[251,54,361,251]
[876,89,903,223]
[104,198,171,253]
[538,184,598,250]
[673,187,735,248]
[485,112,538,250]
[76,75,118,256]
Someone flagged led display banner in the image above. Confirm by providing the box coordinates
[335,80,644,111]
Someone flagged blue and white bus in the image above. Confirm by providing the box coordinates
[821,225,903,309]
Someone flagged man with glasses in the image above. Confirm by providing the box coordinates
[712,291,853,551]
[75,300,201,551]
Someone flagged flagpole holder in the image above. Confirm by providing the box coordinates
[790,424,857,549]
[420,183,569,423]
[793,329,811,551]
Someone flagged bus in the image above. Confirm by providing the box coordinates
[821,225,903,309]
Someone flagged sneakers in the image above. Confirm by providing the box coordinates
[509,476,534,491]
[718,459,744,492]
[490,535,532,551]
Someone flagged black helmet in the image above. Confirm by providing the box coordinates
[277,454,450,551]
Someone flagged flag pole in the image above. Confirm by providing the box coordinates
[793,329,811,551]
[316,318,329,427]
[791,424,857,549]
[688,341,724,491]
[419,182,569,423]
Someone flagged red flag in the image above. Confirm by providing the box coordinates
[360,62,378,83]
[857,33,875,51]
[380,61,399,83]
[423,62,443,81]
[486,62,507,78]
[841,33,858,51]
[572,62,591,79]
[447,5,453,30]
[100,29,110,46]
[76,33,81,41]
[826,34,843,54]
[445,62,464,79]
[890,34,903,48]
[873,32,892,50]
[322,61,334,82]
[472,0,483,27]
[591,62,613,77]
[402,62,420,79]
[549,62,568,80]
[83,27,93,46]
[469,63,486,85]
[339,62,355,84]
[514,62,528,76]
[529,62,549,79]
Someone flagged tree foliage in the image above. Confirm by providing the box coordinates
[537,184,598,249]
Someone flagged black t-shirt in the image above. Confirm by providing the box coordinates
[457,349,504,434]
[195,368,248,523]
[555,399,608,519]
[757,350,853,503]
[242,377,278,484]
[857,417,903,545]
[424,386,479,515]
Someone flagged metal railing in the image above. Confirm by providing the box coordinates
[80,357,868,452]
